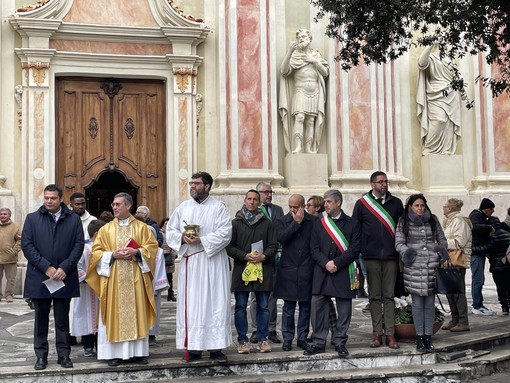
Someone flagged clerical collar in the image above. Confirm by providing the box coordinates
[194,194,210,204]
[118,217,130,226]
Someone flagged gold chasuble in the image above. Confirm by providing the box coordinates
[86,216,157,342]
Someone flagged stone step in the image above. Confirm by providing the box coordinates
[4,341,510,383]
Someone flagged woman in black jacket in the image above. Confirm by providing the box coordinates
[487,216,510,315]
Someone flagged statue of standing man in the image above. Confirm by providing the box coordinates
[279,29,328,154]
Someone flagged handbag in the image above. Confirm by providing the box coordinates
[434,264,464,294]
[447,240,467,268]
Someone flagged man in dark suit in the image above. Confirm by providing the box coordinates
[304,189,361,358]
[22,184,84,370]
[273,194,318,351]
[248,182,284,343]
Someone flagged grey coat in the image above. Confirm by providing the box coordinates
[395,211,447,296]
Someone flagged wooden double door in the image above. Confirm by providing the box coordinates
[56,77,167,222]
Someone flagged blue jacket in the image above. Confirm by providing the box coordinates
[22,203,84,299]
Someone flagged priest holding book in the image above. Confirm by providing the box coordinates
[86,192,158,367]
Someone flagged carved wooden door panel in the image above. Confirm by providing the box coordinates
[56,77,167,222]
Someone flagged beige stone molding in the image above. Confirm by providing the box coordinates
[21,61,50,86]
[15,85,23,130]
[172,67,197,93]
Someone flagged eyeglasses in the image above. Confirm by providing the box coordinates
[189,181,204,186]
[373,180,390,185]
[111,202,124,208]
[259,190,274,194]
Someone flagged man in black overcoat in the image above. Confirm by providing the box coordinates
[273,194,318,351]
[304,189,361,358]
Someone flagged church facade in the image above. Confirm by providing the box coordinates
[1,0,510,227]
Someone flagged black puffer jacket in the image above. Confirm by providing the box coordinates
[487,217,510,274]
[469,209,494,254]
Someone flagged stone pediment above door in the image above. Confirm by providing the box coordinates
[11,0,209,55]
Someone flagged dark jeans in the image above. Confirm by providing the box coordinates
[470,253,486,309]
[33,298,71,359]
[445,268,469,324]
[235,291,270,343]
[492,271,510,310]
[281,300,310,341]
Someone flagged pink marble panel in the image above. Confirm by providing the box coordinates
[492,70,510,172]
[50,40,172,56]
[265,0,272,168]
[237,0,263,169]
[178,97,188,199]
[479,54,488,173]
[348,66,373,170]
[225,1,232,170]
[334,46,343,170]
[34,91,45,169]
[63,0,158,26]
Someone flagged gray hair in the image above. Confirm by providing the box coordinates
[0,207,12,215]
[323,189,343,203]
[255,182,271,191]
[114,192,133,208]
[136,205,150,215]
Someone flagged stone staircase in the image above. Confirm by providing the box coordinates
[3,332,510,383]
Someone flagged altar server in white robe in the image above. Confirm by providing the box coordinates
[167,171,232,363]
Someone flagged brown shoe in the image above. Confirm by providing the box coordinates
[386,335,399,349]
[370,334,382,348]
[442,321,458,330]
[450,323,470,332]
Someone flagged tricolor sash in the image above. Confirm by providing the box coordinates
[360,193,397,238]
[321,216,359,290]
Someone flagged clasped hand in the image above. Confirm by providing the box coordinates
[45,266,66,281]
[325,260,337,274]
[245,251,266,262]
[113,247,138,260]
[182,234,201,245]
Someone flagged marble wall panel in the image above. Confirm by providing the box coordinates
[236,0,263,169]
[348,65,373,170]
[63,0,158,26]
[493,92,510,172]
[49,40,172,56]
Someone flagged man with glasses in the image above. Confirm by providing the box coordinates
[166,172,232,363]
[86,192,158,367]
[352,171,404,350]
[248,182,284,344]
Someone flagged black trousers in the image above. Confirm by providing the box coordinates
[33,298,71,359]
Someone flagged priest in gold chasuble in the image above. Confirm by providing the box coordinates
[86,192,158,365]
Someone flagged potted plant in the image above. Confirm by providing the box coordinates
[394,296,445,342]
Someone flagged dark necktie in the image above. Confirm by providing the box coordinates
[265,204,271,218]
[52,213,58,222]
[376,198,383,205]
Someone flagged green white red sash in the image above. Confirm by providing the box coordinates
[321,216,359,290]
[360,193,396,238]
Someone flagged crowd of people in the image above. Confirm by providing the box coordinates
[1,171,510,370]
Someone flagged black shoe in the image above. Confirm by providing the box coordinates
[167,291,176,302]
[306,337,313,343]
[297,340,308,350]
[108,358,121,367]
[209,351,228,363]
[423,335,435,353]
[186,352,203,362]
[26,299,35,310]
[268,330,282,343]
[34,357,47,370]
[357,289,368,298]
[303,345,325,356]
[282,340,292,351]
[58,356,73,368]
[132,356,148,365]
[416,335,425,352]
[336,345,349,358]
[149,335,156,344]
[249,331,258,344]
